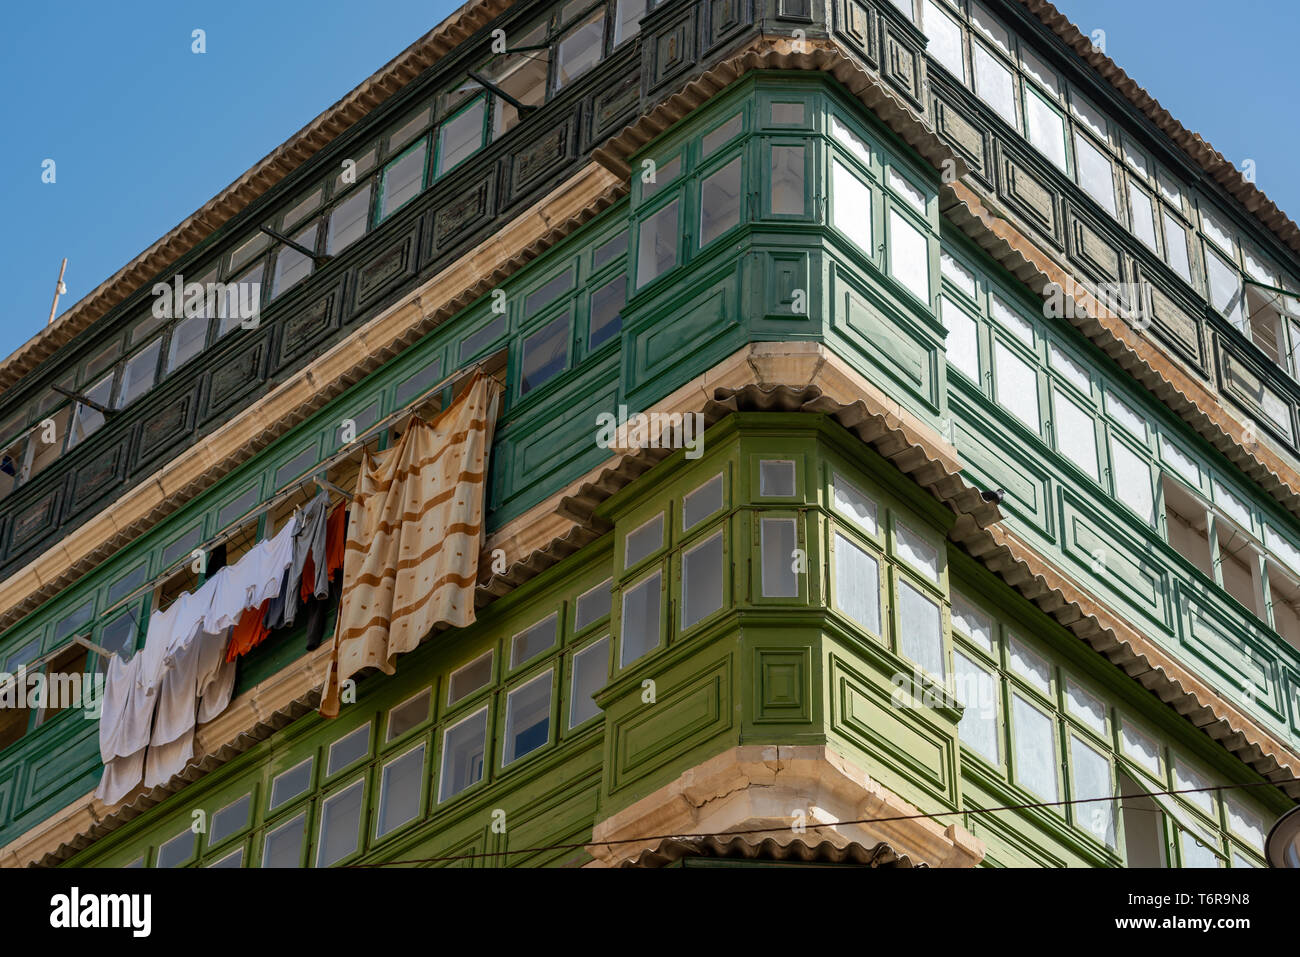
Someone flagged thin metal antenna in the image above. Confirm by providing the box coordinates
[47,258,68,325]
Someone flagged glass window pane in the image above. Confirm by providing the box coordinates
[759,460,796,497]
[991,293,1034,347]
[625,513,664,567]
[940,251,976,298]
[217,264,263,336]
[116,341,161,409]
[1105,390,1147,441]
[830,116,872,166]
[1049,343,1090,393]
[1120,719,1161,775]
[682,532,724,627]
[166,315,207,373]
[636,200,679,287]
[387,690,431,741]
[575,579,613,631]
[834,533,880,633]
[503,671,553,764]
[620,572,661,666]
[683,474,724,530]
[1074,133,1117,217]
[1008,636,1051,693]
[1129,184,1157,250]
[1206,246,1244,328]
[593,232,627,270]
[1173,757,1217,818]
[614,0,647,44]
[895,522,939,583]
[436,98,485,176]
[951,592,993,654]
[588,273,624,350]
[570,637,610,728]
[262,812,306,867]
[994,342,1039,432]
[327,723,371,776]
[459,314,506,361]
[271,224,318,298]
[1180,827,1223,868]
[511,614,558,668]
[1012,693,1059,800]
[889,169,926,214]
[1163,213,1192,282]
[269,758,312,810]
[555,10,605,89]
[761,518,798,597]
[157,830,194,868]
[439,707,488,801]
[1065,679,1107,735]
[1025,88,1067,170]
[700,157,742,246]
[208,848,243,868]
[972,42,1016,126]
[1110,437,1153,524]
[210,794,251,845]
[1224,793,1266,850]
[1054,388,1098,481]
[1071,735,1116,847]
[379,141,427,220]
[520,314,569,395]
[939,297,979,382]
[702,114,743,158]
[317,779,364,866]
[770,102,804,125]
[832,160,873,253]
[448,651,492,704]
[831,473,877,535]
[922,0,965,81]
[953,650,999,762]
[376,743,425,837]
[327,184,372,255]
[898,580,944,678]
[889,209,930,302]
[771,146,804,216]
[484,28,550,137]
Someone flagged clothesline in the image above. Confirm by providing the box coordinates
[93,352,503,631]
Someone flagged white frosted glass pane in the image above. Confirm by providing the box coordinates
[1201,207,1236,255]
[1025,89,1067,170]
[759,459,796,497]
[1163,213,1192,282]
[761,518,799,597]
[771,146,805,216]
[1065,679,1107,735]
[889,209,930,302]
[1206,247,1244,328]
[1180,828,1223,868]
[1225,793,1266,850]
[1213,480,1252,530]
[1106,391,1147,440]
[681,533,723,627]
[898,581,944,678]
[888,169,926,214]
[896,521,939,583]
[953,650,999,762]
[940,297,979,382]
[833,160,873,253]
[1158,169,1183,206]
[620,573,661,666]
[1012,694,1059,800]
[972,43,1016,126]
[922,0,965,81]
[636,200,679,288]
[1049,344,1090,394]
[1071,736,1116,847]
[625,513,664,567]
[1110,438,1153,524]
[1008,636,1051,693]
[569,637,609,727]
[683,475,723,530]
[1160,435,1200,487]
[834,533,880,633]
[1074,133,1116,216]
[951,592,993,654]
[1054,389,1098,480]
[940,251,976,298]
[1120,720,1161,775]
[830,116,872,166]
[1173,758,1216,817]
[832,473,878,535]
[991,293,1034,346]
[994,342,1040,432]
[970,2,1010,53]
[1020,47,1060,97]
[1070,92,1108,141]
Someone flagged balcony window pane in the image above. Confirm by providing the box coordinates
[327,722,371,776]
[831,116,872,166]
[1065,679,1107,735]
[831,472,877,535]
[1008,636,1051,693]
[972,43,1016,126]
[636,200,679,287]
[1129,184,1157,250]
[262,812,306,867]
[510,614,557,668]
[1025,88,1067,170]
[898,580,944,678]
[570,636,610,727]
[700,157,742,246]
[555,9,606,90]
[834,533,880,633]
[271,224,318,298]
[759,460,796,497]
[1110,437,1154,524]
[683,474,724,530]
[614,0,647,44]
[771,146,804,216]
[166,314,207,373]
[951,592,993,654]
[682,532,724,627]
[1071,735,1116,847]
[953,650,999,762]
[436,98,486,176]
[1012,693,1059,800]
[1054,388,1098,480]
[439,706,488,801]
[1074,133,1116,217]
[68,373,114,448]
[889,209,929,302]
[387,690,431,741]
[620,572,661,666]
[575,579,613,631]
[832,160,873,254]
[520,315,569,395]
[761,518,798,598]
[939,297,979,382]
[379,140,427,220]
[504,671,552,765]
[210,794,251,844]
[376,743,425,837]
[317,779,364,866]
[994,342,1039,432]
[448,651,492,705]
[625,513,664,567]
[485,28,549,137]
[702,114,743,158]
[327,184,371,254]
[117,340,161,408]
[922,0,965,81]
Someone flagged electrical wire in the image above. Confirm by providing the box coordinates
[346,779,1281,867]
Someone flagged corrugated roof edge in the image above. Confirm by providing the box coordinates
[0,0,513,398]
[1018,0,1300,256]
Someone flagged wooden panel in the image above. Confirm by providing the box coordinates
[833,0,877,67]
[650,10,696,89]
[354,234,417,310]
[204,335,267,419]
[70,439,125,513]
[998,143,1060,244]
[1059,489,1165,617]
[509,120,574,198]
[830,265,938,409]
[1218,346,1296,445]
[1067,208,1123,284]
[1179,586,1284,723]
[753,646,812,723]
[591,73,641,142]
[275,288,340,369]
[706,0,749,50]
[933,94,986,176]
[8,488,60,552]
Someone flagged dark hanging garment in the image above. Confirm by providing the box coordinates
[304,576,343,652]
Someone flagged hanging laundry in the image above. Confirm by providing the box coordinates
[226,600,271,662]
[96,653,150,805]
[304,576,342,652]
[299,503,348,603]
[266,491,330,630]
[320,372,500,717]
[203,518,297,634]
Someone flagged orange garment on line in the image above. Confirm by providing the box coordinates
[226,600,271,662]
[300,503,348,603]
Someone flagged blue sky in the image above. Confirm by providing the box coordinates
[1,0,1297,363]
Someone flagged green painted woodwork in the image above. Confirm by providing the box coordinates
[63,418,1285,868]
[8,72,1300,853]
